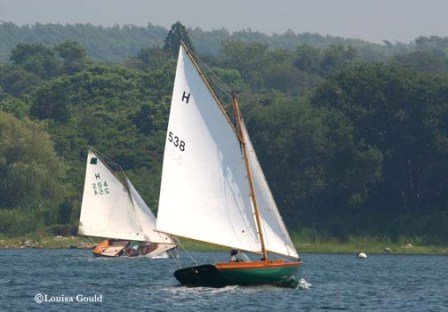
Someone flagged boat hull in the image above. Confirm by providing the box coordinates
[92,239,175,258]
[174,259,302,288]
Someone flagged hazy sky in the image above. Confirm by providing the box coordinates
[0,0,447,43]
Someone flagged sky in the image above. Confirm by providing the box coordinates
[0,0,447,43]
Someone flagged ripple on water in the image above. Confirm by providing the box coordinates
[0,250,447,312]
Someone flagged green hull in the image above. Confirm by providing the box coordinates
[174,261,302,288]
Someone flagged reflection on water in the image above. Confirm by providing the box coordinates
[0,249,447,311]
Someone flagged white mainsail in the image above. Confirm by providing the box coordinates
[79,150,143,240]
[157,45,298,258]
[157,46,261,253]
[78,150,175,247]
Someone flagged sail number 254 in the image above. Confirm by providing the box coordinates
[168,131,185,151]
[92,181,110,195]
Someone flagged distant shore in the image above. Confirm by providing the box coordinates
[0,235,447,255]
[180,237,448,255]
[295,241,448,255]
[0,235,97,249]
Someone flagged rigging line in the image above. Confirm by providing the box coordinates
[80,235,95,247]
[185,48,233,96]
[169,247,182,268]
[182,43,244,143]
[199,60,232,93]
[184,47,237,123]
[103,155,125,176]
[205,71,233,97]
[176,240,198,265]
[91,147,128,185]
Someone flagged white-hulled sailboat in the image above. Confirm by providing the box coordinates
[156,44,302,288]
[78,149,176,258]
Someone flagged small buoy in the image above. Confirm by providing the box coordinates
[357,252,367,259]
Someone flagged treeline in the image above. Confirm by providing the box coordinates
[1,22,448,244]
[1,21,438,63]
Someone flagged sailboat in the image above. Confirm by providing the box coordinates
[156,44,302,288]
[78,149,176,258]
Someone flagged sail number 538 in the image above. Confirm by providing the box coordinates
[168,131,185,151]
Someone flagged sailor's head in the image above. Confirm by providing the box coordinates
[230,249,238,256]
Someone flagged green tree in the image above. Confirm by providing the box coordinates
[262,49,320,96]
[10,43,60,79]
[312,63,448,240]
[54,40,88,74]
[392,51,447,73]
[0,95,28,118]
[319,44,358,75]
[163,22,195,54]
[0,112,66,234]
[294,44,321,73]
[132,47,171,71]
[0,65,42,98]
[220,40,268,90]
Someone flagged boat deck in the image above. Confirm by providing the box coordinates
[215,259,301,270]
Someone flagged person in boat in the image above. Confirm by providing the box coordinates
[125,246,139,257]
[123,241,138,257]
[140,242,158,255]
[230,249,250,262]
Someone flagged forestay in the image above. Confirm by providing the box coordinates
[156,46,262,253]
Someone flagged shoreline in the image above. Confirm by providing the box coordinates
[0,235,97,250]
[0,235,447,255]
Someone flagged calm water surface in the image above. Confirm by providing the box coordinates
[0,249,446,311]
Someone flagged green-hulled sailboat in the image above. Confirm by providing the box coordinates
[156,43,302,288]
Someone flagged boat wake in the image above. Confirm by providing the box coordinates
[161,285,239,299]
[297,278,312,290]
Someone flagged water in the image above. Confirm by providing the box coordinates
[0,249,447,311]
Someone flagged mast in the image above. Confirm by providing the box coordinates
[232,92,268,261]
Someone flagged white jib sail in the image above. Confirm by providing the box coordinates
[156,46,262,253]
[78,150,145,241]
[241,122,299,259]
[126,178,176,246]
